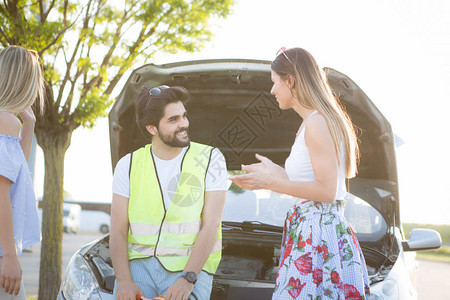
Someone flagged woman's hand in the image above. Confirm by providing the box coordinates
[17,107,36,161]
[18,107,36,124]
[0,254,22,296]
[229,154,288,190]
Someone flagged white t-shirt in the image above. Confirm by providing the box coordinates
[112,146,227,208]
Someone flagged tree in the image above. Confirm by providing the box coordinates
[0,0,233,298]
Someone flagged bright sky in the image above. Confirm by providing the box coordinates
[35,0,450,224]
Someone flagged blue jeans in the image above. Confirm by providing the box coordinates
[113,257,213,300]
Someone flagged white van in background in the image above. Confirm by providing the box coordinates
[38,202,110,234]
[80,210,111,233]
[62,203,81,234]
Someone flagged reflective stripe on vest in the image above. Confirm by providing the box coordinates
[127,142,222,274]
[130,221,201,236]
[128,238,222,257]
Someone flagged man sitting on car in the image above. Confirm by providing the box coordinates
[110,86,227,300]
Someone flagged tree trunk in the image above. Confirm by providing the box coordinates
[37,131,71,300]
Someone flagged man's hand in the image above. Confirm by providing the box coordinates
[0,254,22,296]
[115,279,144,300]
[165,277,193,300]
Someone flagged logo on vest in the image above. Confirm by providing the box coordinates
[168,172,203,207]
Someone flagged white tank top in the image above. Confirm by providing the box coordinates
[285,111,347,202]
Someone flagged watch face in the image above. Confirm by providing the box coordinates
[185,272,197,283]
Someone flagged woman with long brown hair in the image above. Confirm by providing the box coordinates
[231,48,370,299]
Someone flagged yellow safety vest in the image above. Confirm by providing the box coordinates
[127,142,222,274]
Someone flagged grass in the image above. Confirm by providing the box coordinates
[403,223,450,263]
[416,245,450,263]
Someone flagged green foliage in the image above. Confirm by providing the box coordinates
[0,0,235,130]
[416,245,450,263]
[73,86,112,128]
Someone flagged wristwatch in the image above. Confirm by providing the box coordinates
[182,271,197,284]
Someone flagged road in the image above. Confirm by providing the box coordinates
[416,259,450,300]
[18,233,450,299]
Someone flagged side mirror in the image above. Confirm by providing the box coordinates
[402,228,442,252]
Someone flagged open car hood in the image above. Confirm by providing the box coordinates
[109,59,400,227]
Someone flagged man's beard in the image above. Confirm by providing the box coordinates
[158,127,190,148]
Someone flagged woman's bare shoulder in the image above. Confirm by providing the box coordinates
[304,113,333,144]
[0,112,21,137]
[305,113,329,133]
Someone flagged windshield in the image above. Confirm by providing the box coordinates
[223,178,387,241]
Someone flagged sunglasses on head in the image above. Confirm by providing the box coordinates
[149,85,170,96]
[27,49,39,60]
[276,47,293,65]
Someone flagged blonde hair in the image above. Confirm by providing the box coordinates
[272,48,360,178]
[0,46,44,115]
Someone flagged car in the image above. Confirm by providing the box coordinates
[58,59,442,300]
[62,203,81,234]
[80,210,111,234]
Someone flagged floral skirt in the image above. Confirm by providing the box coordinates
[273,200,370,300]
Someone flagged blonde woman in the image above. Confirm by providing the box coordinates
[0,46,44,299]
[230,48,370,299]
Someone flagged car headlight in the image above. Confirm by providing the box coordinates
[61,252,101,299]
[382,279,399,297]
[371,279,399,299]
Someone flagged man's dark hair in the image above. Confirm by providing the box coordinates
[135,86,189,139]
